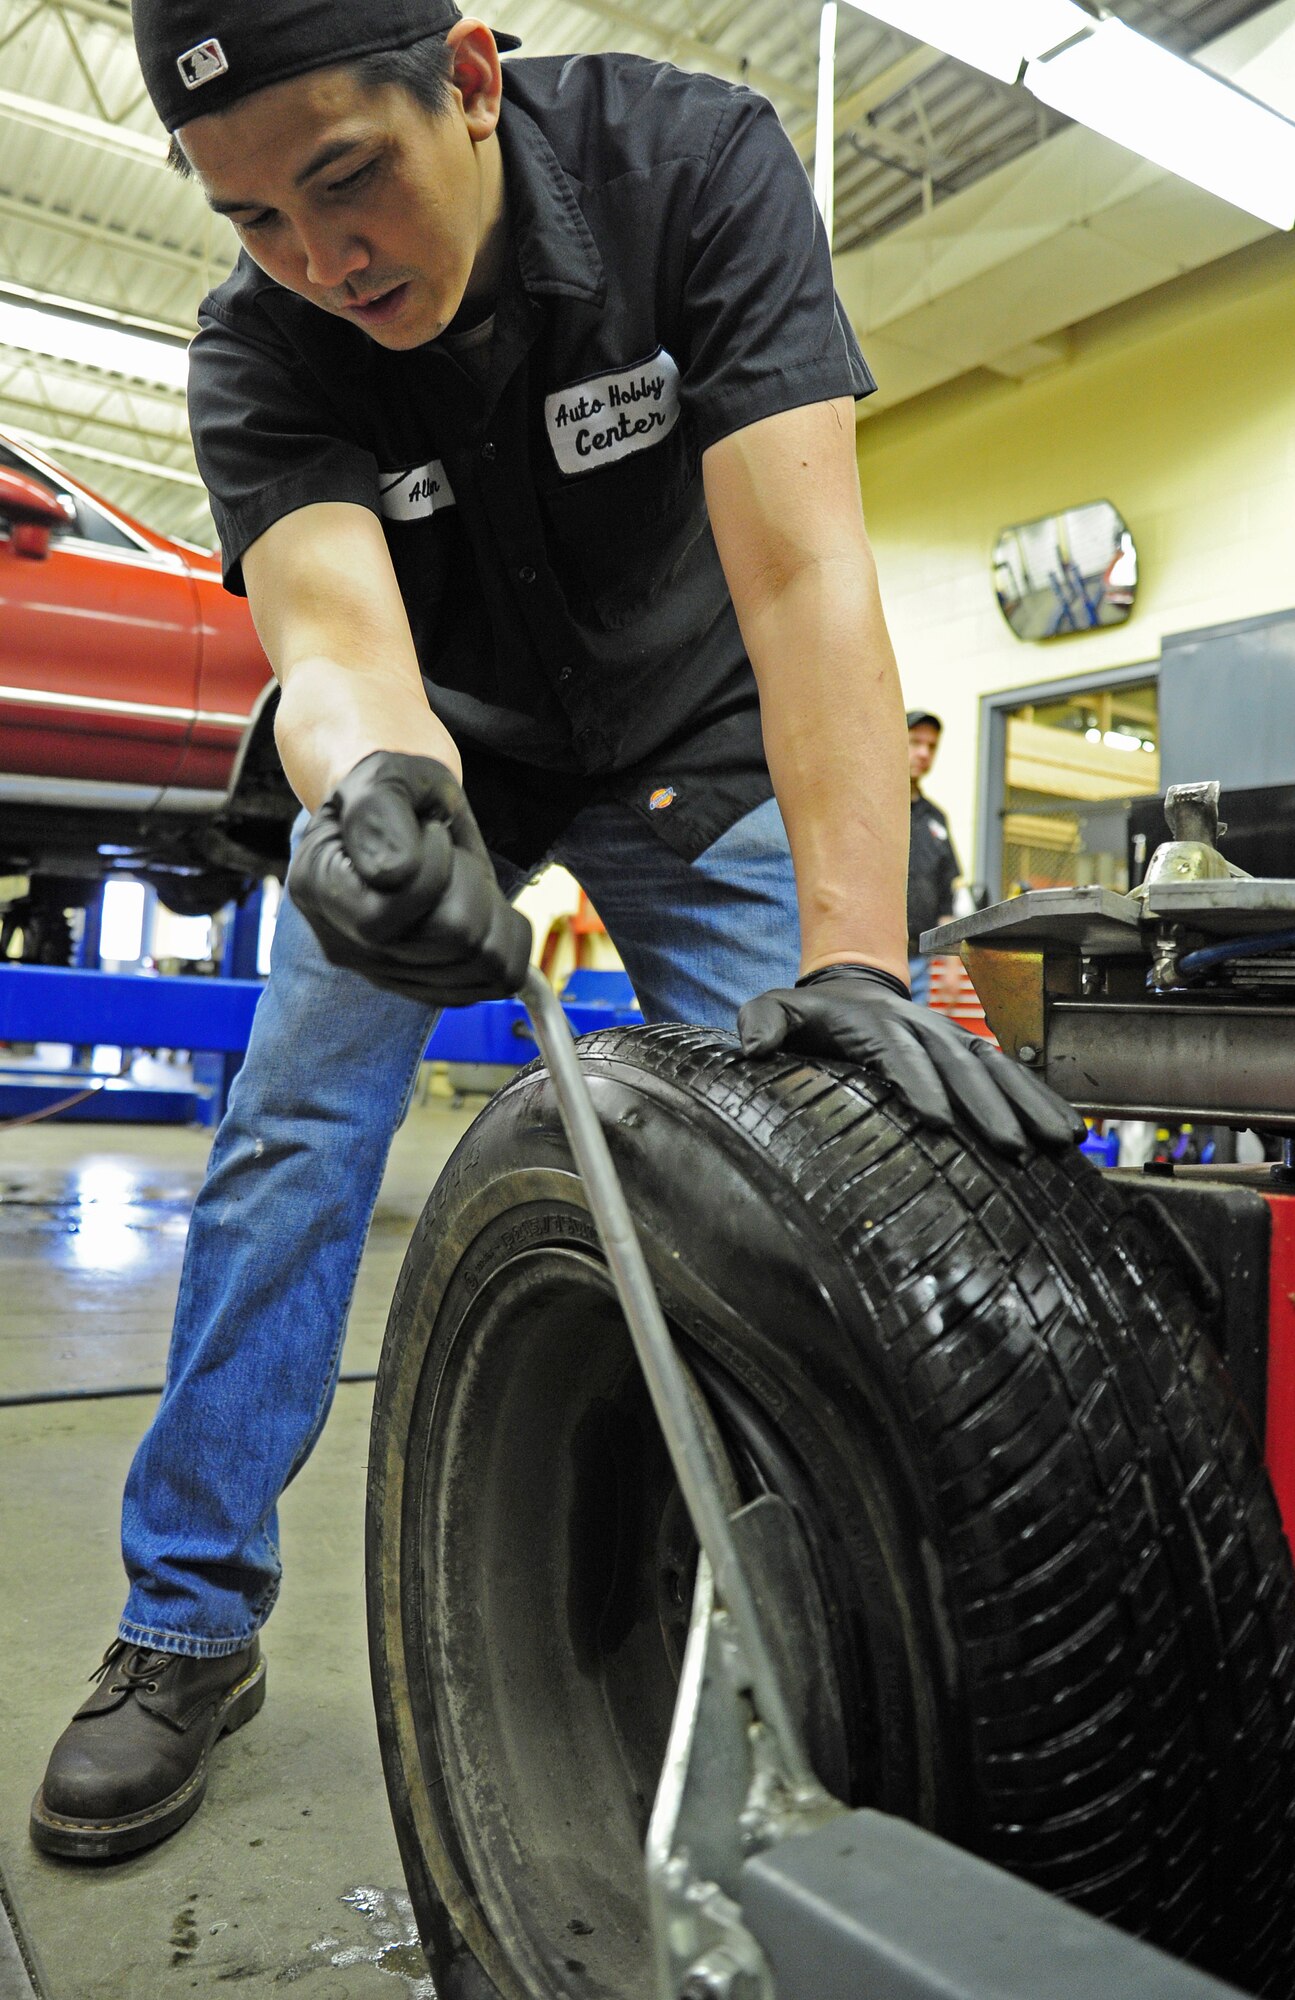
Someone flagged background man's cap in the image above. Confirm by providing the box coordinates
[135,0,521,133]
[906,708,943,733]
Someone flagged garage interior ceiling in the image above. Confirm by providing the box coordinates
[0,0,1286,543]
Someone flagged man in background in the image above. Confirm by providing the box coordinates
[906,709,960,1004]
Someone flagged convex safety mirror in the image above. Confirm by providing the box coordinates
[993,499,1138,641]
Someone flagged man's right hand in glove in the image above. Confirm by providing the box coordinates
[287,751,532,1007]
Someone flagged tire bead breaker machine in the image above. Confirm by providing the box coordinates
[928,779,1295,1554]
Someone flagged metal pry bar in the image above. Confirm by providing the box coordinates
[518,965,819,1798]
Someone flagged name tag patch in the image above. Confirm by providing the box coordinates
[379,461,456,523]
[545,351,680,478]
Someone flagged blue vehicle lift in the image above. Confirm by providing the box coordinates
[0,939,641,1126]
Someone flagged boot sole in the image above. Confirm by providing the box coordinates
[29,1655,267,1862]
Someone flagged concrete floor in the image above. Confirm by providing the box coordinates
[0,1082,483,1999]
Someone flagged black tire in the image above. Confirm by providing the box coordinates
[366,1026,1295,2000]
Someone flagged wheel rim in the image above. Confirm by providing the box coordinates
[400,1242,847,2000]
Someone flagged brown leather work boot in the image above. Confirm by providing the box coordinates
[30,1638,266,1860]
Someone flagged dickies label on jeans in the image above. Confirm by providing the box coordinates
[379,461,457,522]
[544,351,681,477]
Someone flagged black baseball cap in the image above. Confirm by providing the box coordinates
[906,708,942,732]
[134,0,521,134]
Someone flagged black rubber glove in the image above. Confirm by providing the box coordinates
[288,752,532,1005]
[738,964,1085,1161]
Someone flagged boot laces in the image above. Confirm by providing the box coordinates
[91,1640,173,1694]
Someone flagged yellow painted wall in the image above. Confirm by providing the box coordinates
[855,232,1295,872]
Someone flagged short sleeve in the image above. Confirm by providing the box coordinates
[189,290,381,594]
[679,94,876,454]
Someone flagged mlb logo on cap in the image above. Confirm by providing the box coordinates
[177,38,229,89]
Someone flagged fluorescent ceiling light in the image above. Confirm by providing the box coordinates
[1083,726,1157,753]
[846,2,1295,230]
[842,0,1091,85]
[0,298,188,392]
[1026,18,1295,231]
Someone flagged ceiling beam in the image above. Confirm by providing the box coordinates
[10,425,203,486]
[0,189,211,280]
[0,342,185,418]
[0,384,189,459]
[831,44,947,136]
[558,0,814,109]
[789,43,947,157]
[0,83,166,164]
[23,0,134,32]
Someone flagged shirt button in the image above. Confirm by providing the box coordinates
[558,666,573,684]
[517,564,537,585]
[481,441,496,462]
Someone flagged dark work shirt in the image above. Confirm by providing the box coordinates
[188,53,875,866]
[908,793,960,953]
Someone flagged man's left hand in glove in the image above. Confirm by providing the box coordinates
[738,964,1085,1163]
[287,751,532,1006]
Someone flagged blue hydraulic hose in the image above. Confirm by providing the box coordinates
[1177,928,1295,978]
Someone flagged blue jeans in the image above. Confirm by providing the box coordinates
[908,954,932,1006]
[119,797,801,1656]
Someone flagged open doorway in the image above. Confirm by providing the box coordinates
[976,664,1160,901]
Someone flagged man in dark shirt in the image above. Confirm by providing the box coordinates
[32,0,1081,1861]
[906,708,960,1004]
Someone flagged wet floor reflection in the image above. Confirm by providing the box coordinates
[0,1098,478,1400]
[0,1158,199,1281]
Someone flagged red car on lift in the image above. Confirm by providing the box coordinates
[0,430,293,961]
